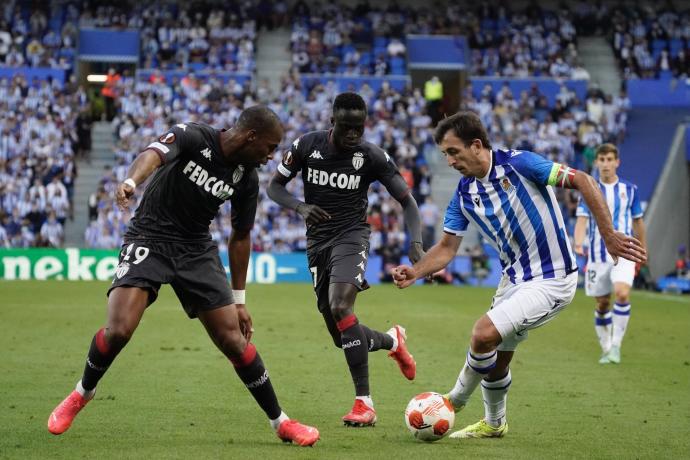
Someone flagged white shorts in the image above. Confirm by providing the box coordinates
[585,258,635,297]
[487,272,577,351]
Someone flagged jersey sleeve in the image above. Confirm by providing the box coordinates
[371,148,409,200]
[576,195,590,217]
[229,169,259,231]
[144,123,192,163]
[508,150,557,185]
[277,136,305,179]
[443,190,469,236]
[630,185,643,218]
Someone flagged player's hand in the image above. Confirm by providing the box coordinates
[296,203,331,226]
[602,231,647,265]
[574,244,585,256]
[391,264,417,289]
[116,182,135,211]
[408,241,425,264]
[235,304,254,342]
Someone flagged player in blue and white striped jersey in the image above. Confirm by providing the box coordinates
[392,112,646,440]
[574,143,647,365]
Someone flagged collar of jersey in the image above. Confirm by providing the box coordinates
[477,149,494,183]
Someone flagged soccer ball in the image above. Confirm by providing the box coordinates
[404,392,455,442]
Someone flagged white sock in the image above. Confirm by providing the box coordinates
[449,349,497,406]
[386,328,399,352]
[481,370,511,428]
[594,310,613,353]
[612,302,631,347]
[356,395,374,408]
[270,411,290,431]
[75,380,96,400]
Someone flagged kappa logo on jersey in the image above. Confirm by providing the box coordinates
[201,147,212,160]
[292,138,300,148]
[159,132,176,144]
[383,151,391,162]
[182,160,234,200]
[501,177,516,194]
[175,123,187,131]
[232,164,244,184]
[309,150,323,159]
[283,150,293,165]
[510,150,523,157]
[306,167,361,190]
[352,152,364,170]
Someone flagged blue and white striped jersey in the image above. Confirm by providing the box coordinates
[443,149,577,284]
[576,178,643,263]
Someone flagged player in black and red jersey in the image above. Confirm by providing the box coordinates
[47,106,319,446]
[268,92,423,426]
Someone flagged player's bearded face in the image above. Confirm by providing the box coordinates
[332,109,366,151]
[440,131,480,175]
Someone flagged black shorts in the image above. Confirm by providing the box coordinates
[307,237,370,313]
[107,240,233,318]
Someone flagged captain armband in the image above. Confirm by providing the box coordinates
[547,163,577,189]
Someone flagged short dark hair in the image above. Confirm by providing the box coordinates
[595,143,619,159]
[236,105,282,132]
[333,92,367,113]
[434,111,492,149]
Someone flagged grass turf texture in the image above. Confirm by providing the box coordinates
[1,281,688,459]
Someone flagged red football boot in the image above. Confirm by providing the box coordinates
[48,390,91,435]
[342,399,377,427]
[387,325,416,380]
[276,419,320,446]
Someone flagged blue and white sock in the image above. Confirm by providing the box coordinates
[612,302,631,347]
[449,349,497,406]
[594,310,613,353]
[481,370,511,428]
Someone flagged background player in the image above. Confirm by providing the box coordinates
[47,106,320,446]
[574,143,647,364]
[393,112,646,439]
[267,92,423,427]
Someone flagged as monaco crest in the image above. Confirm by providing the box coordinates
[115,262,130,279]
[352,152,364,170]
[233,165,245,183]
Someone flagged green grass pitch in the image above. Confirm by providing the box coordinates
[1,281,689,459]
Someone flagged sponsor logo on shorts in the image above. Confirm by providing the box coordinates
[342,339,362,349]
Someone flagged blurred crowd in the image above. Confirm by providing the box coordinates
[0,73,87,248]
[608,2,689,79]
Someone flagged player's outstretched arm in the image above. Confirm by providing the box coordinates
[571,170,646,264]
[392,233,462,289]
[267,173,331,225]
[397,193,424,263]
[573,216,588,256]
[228,228,253,341]
[115,149,162,210]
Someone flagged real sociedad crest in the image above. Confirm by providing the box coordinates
[352,152,364,170]
[115,262,130,279]
[233,165,245,183]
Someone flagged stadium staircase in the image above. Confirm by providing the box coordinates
[255,28,292,94]
[619,108,689,202]
[64,121,115,246]
[578,36,622,96]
